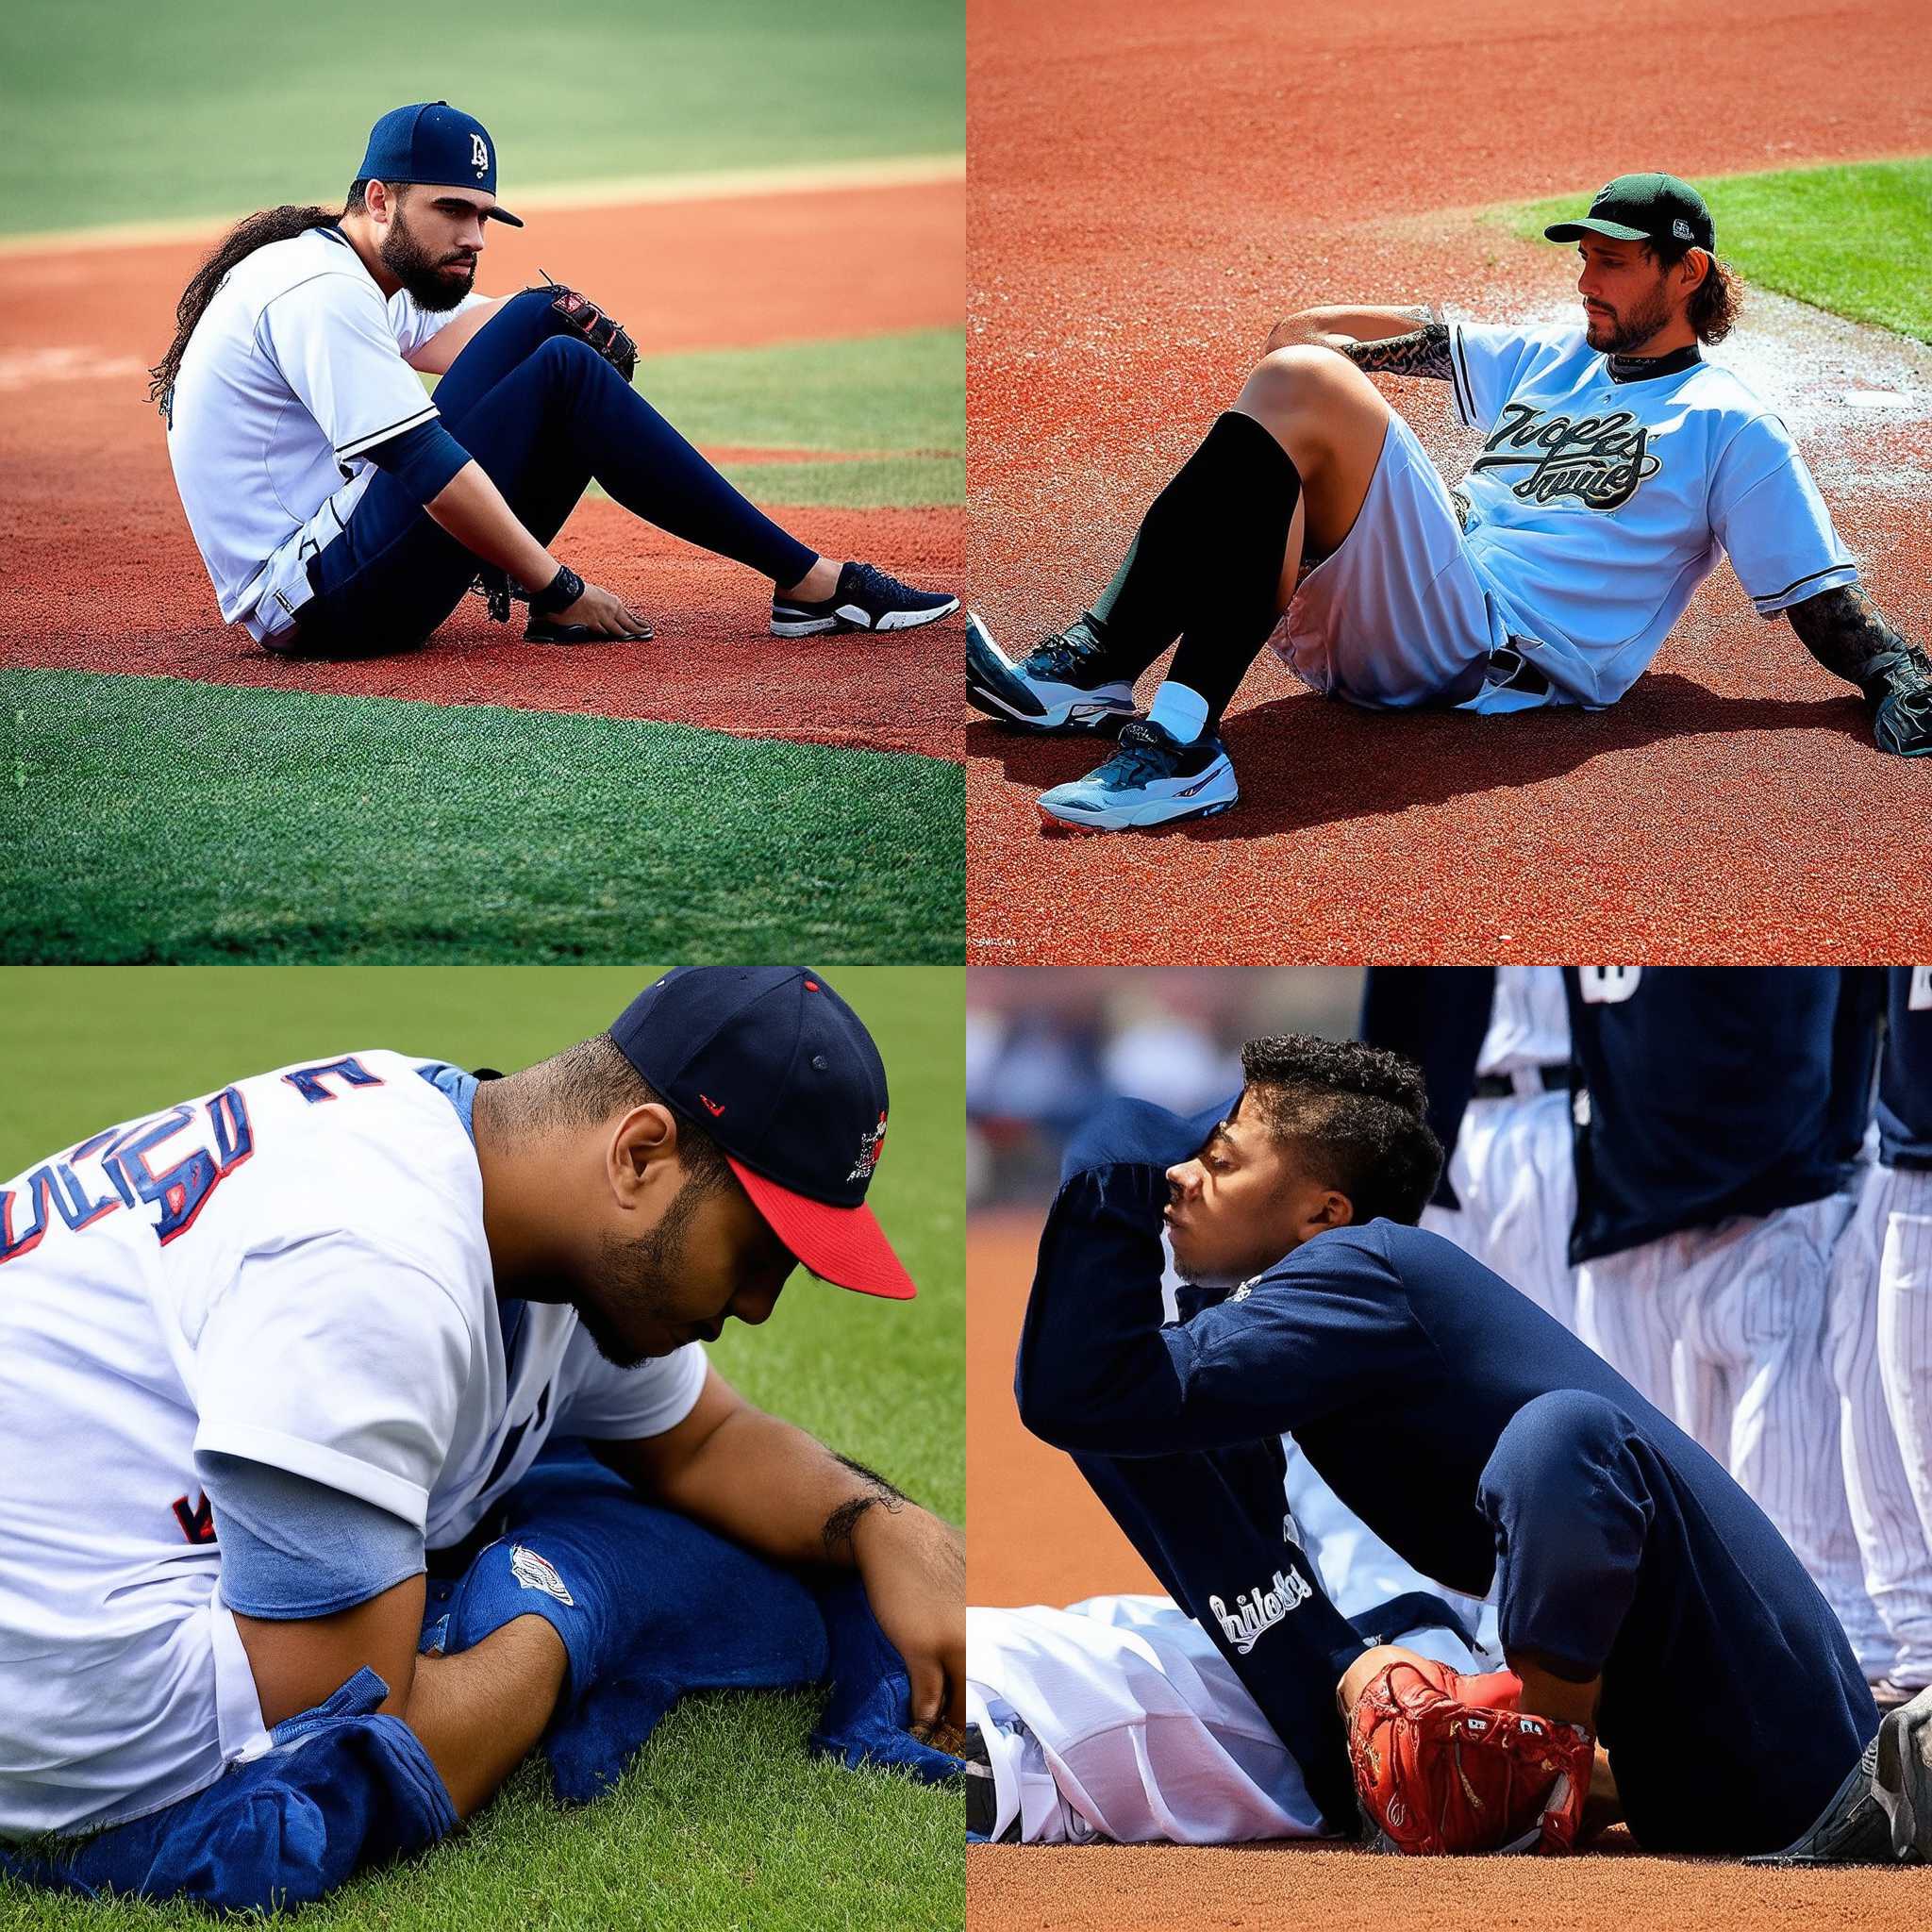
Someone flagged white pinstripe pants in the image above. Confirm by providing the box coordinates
[1574,1194,1886,1673]
[1841,1161,1932,1685]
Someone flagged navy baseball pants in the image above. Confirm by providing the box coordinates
[288,289,818,654]
[1478,1389,1877,1854]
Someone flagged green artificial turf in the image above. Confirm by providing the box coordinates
[0,966,963,1930]
[1505,157,1932,343]
[5,674,965,964]
[621,327,965,510]
[1,0,963,235]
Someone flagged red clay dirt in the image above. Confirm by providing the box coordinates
[968,1209,1931,1928]
[1,181,963,760]
[966,0,1932,958]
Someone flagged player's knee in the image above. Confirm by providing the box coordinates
[1485,1390,1633,1507]
[1241,344,1337,417]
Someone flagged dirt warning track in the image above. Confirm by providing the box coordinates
[966,0,1932,959]
[1,177,963,761]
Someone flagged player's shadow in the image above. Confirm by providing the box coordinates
[972,676,1876,841]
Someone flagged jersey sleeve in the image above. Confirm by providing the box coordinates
[554,1329,709,1440]
[1707,414,1859,616]
[1445,323,1572,434]
[191,1230,476,1530]
[258,272,441,468]
[1157,1235,1423,1443]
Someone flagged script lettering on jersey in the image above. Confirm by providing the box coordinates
[1,1089,254,1264]
[1208,1564,1314,1656]
[1470,403,1662,510]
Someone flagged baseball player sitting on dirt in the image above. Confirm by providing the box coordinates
[967,172,1932,833]
[0,969,963,1912]
[1012,1035,1932,1858]
[152,102,957,656]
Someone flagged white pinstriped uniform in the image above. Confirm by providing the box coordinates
[1830,968,1932,1689]
[1568,968,1886,1675]
[1421,967,1576,1329]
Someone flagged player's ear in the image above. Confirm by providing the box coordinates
[1312,1189,1355,1232]
[607,1102,678,1207]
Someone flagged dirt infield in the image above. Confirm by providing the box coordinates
[966,0,1932,958]
[965,1208,1926,1928]
[2,180,962,760]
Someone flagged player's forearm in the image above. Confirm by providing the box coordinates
[405,1615,568,1818]
[1786,584,1926,691]
[639,1402,924,1569]
[1267,305,1449,376]
[424,460,558,591]
[1016,1166,1194,1454]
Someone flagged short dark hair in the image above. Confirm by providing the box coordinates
[1238,1034,1442,1225]
[1643,240,1743,344]
[516,1033,731,1192]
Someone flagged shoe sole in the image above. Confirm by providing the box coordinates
[1038,793,1238,836]
[771,595,959,639]
[965,613,1138,733]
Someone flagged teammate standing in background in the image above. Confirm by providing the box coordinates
[967,172,1931,832]
[1361,966,1576,1326]
[1564,966,1885,1678]
[154,103,957,655]
[1828,968,1932,1708]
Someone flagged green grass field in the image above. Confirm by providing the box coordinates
[1505,157,1932,343]
[5,674,964,964]
[1,0,962,236]
[0,966,963,1931]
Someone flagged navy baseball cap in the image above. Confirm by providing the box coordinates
[610,967,915,1300]
[358,102,523,226]
[1544,173,1713,253]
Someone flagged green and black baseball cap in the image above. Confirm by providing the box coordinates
[1544,173,1714,253]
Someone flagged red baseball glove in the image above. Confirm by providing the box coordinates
[1347,1657,1593,1856]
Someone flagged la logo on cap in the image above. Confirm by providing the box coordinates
[471,132,489,174]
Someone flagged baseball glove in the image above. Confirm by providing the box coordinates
[1347,1657,1594,1857]
[1863,648,1932,757]
[540,272,639,383]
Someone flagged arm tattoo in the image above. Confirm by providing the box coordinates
[820,1455,909,1561]
[1343,321,1453,380]
[1786,585,1931,693]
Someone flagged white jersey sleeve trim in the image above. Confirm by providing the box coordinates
[191,1422,431,1531]
[1447,325,1480,429]
[334,400,441,464]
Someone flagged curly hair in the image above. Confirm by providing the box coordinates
[1238,1033,1443,1225]
[1644,240,1744,345]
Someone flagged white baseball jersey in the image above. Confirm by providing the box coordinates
[1446,324,1858,707]
[0,1051,705,1838]
[165,226,483,645]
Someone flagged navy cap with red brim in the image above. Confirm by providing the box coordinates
[727,1157,917,1301]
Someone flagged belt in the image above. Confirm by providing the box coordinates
[1472,1063,1574,1100]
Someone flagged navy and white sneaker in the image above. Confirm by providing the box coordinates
[966,611,1139,733]
[1037,719,1238,833]
[771,560,958,637]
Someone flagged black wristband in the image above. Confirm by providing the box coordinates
[529,562,584,615]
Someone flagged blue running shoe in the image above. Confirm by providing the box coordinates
[1037,719,1237,833]
[771,560,958,637]
[966,611,1139,733]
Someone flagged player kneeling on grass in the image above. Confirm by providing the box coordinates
[152,102,957,657]
[968,171,1932,833]
[1013,1034,1931,1857]
[0,968,962,1911]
